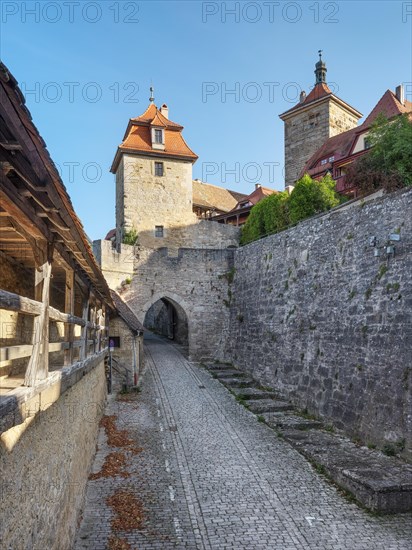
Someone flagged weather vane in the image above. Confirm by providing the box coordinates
[318,49,323,60]
[149,86,155,103]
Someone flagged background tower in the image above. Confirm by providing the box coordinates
[279,53,362,188]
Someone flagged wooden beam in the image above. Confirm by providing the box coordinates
[0,289,97,327]
[24,241,53,386]
[0,289,42,316]
[80,290,90,361]
[0,340,84,365]
[0,177,48,240]
[64,268,75,366]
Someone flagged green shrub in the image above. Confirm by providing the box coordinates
[345,114,412,193]
[262,191,290,235]
[240,174,345,245]
[122,228,139,245]
[288,174,342,225]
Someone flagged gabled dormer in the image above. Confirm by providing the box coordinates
[110,101,197,173]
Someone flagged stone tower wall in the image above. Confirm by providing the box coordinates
[283,99,359,187]
[116,154,198,248]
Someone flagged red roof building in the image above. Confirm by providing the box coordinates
[279,53,363,188]
[301,87,412,197]
[213,184,278,226]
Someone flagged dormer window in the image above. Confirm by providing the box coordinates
[154,129,163,144]
[151,127,165,150]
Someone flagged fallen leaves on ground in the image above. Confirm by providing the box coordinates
[100,415,135,448]
[117,391,141,402]
[101,415,143,454]
[107,535,131,549]
[89,416,142,479]
[89,451,129,479]
[107,490,145,532]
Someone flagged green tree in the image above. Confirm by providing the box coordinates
[240,199,267,245]
[346,114,412,193]
[288,173,342,224]
[262,191,290,235]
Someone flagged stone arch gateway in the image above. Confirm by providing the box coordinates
[143,293,189,349]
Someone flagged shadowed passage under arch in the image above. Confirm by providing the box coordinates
[144,296,188,347]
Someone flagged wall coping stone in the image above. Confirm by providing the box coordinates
[0,349,107,436]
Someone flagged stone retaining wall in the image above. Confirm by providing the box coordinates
[0,356,107,549]
[222,189,412,459]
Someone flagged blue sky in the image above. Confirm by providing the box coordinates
[1,1,411,240]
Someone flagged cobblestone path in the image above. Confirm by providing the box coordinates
[75,335,412,549]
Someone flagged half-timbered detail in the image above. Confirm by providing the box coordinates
[0,61,113,412]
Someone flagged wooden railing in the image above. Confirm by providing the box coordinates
[0,289,107,387]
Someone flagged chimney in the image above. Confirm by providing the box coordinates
[160,104,169,119]
[255,183,261,189]
[395,85,405,105]
[300,90,306,103]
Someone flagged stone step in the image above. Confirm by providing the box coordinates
[262,412,323,431]
[213,369,246,379]
[205,363,234,372]
[247,399,293,414]
[282,429,412,513]
[231,387,279,401]
[220,377,254,388]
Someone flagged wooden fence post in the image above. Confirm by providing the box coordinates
[80,289,90,361]
[24,241,53,386]
[64,269,74,365]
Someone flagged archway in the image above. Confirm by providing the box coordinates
[144,296,189,348]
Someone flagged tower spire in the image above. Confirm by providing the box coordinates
[314,50,327,85]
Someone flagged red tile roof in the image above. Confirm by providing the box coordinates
[363,89,412,127]
[303,126,359,174]
[247,185,278,206]
[131,104,183,129]
[111,103,197,172]
[301,88,412,177]
[280,82,362,119]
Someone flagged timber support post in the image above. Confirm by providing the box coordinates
[24,240,54,386]
[64,268,75,365]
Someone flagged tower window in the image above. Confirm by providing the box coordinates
[154,161,164,176]
[154,129,164,144]
[155,225,164,238]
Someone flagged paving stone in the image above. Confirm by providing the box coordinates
[246,399,294,414]
[75,334,412,549]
